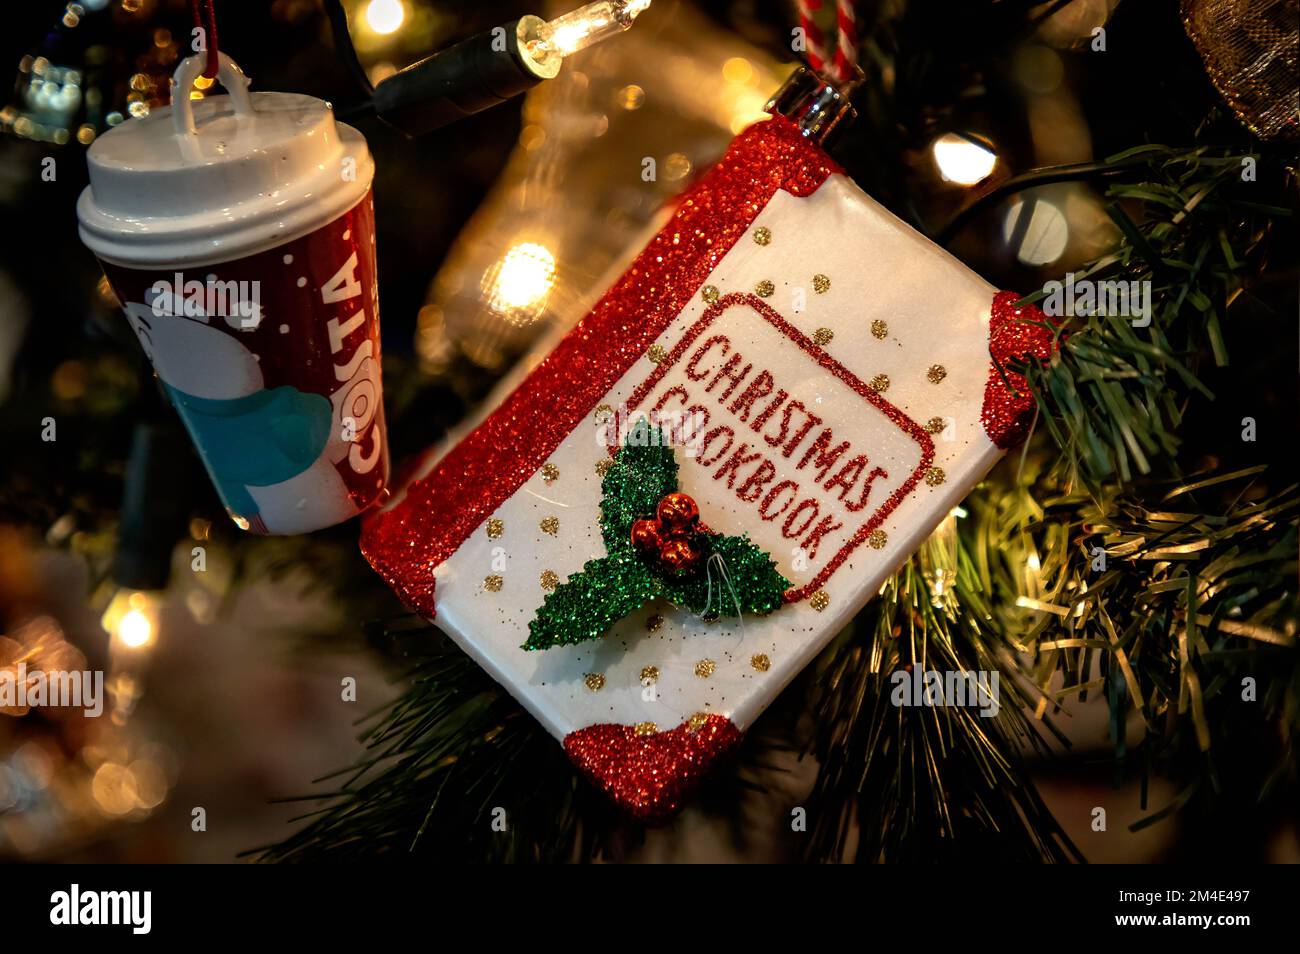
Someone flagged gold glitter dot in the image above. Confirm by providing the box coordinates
[484,575,503,592]
[809,590,830,612]
[694,659,716,678]
[486,517,504,539]
[871,319,888,339]
[868,373,890,393]
[584,673,605,692]
[925,416,947,435]
[812,273,830,294]
[754,279,775,298]
[540,516,559,535]
[540,570,559,590]
[687,712,710,731]
[868,529,888,549]
[634,721,658,736]
[595,458,614,477]
[647,343,667,364]
[646,613,664,633]
[751,653,771,672]
[812,327,834,346]
[594,403,614,422]
[752,226,772,246]
[640,665,659,684]
[701,284,719,303]
[925,467,946,487]
[540,462,559,483]
[927,364,948,384]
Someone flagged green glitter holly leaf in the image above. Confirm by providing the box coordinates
[659,533,788,620]
[598,417,678,555]
[524,552,659,651]
[523,417,791,652]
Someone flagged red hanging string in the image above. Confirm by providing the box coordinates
[191,0,220,79]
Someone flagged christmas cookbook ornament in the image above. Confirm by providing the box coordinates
[78,53,388,534]
[362,69,1056,819]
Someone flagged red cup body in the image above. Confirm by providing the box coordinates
[99,192,388,534]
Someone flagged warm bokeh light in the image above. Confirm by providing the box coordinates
[616,84,645,110]
[722,56,754,84]
[117,610,152,649]
[92,762,139,815]
[931,132,998,185]
[662,152,692,181]
[363,0,405,36]
[483,242,557,324]
[101,589,161,653]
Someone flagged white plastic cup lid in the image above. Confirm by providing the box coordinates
[78,53,374,268]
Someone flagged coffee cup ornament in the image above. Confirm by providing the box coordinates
[78,54,388,534]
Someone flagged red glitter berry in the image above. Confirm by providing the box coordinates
[629,518,662,554]
[656,492,700,532]
[658,536,702,573]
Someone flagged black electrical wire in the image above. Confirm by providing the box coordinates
[322,0,375,112]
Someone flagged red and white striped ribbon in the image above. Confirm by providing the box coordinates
[796,0,832,78]
[832,0,858,84]
[797,0,858,85]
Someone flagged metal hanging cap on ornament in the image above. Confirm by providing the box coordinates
[765,67,857,144]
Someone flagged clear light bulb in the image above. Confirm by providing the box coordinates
[533,0,651,60]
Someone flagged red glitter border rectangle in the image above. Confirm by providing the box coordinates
[623,292,935,603]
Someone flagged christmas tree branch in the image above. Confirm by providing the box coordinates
[799,464,1298,862]
[801,549,1084,862]
[1013,144,1290,490]
[984,469,1300,827]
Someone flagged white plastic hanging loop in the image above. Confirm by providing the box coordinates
[170,52,254,137]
